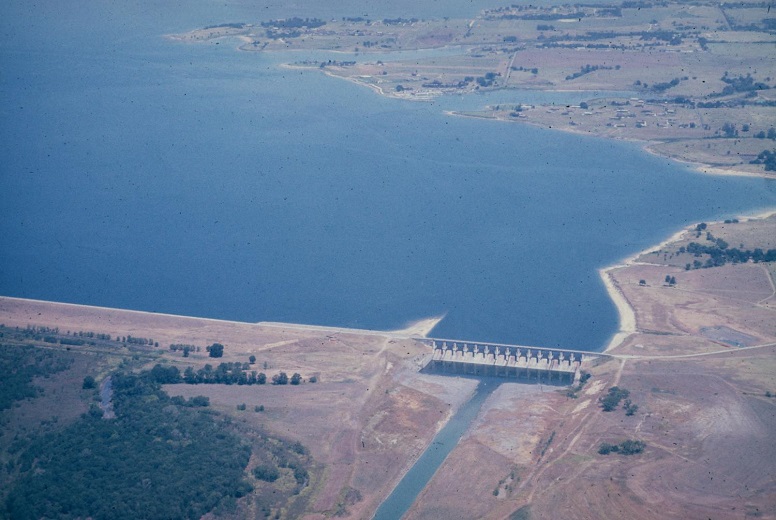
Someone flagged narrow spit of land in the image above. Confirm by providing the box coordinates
[171,0,776,179]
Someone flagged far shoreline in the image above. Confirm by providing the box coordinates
[448,110,776,180]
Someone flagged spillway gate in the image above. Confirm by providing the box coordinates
[422,338,604,384]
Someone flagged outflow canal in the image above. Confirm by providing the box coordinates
[372,379,499,520]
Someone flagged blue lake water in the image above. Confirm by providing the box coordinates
[1,0,775,350]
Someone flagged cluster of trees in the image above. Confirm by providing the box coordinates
[500,11,585,21]
[260,17,325,29]
[203,22,245,30]
[147,363,309,387]
[510,66,539,74]
[719,72,770,96]
[0,325,162,350]
[247,436,312,515]
[664,275,677,286]
[652,76,686,92]
[565,64,615,81]
[753,128,776,139]
[476,71,500,87]
[0,344,72,411]
[43,335,85,346]
[170,343,200,357]
[566,371,592,398]
[623,398,638,416]
[207,343,224,358]
[72,330,112,340]
[5,370,254,519]
[750,149,776,171]
[382,17,419,25]
[598,439,646,455]
[680,241,776,269]
[123,335,154,346]
[600,386,630,412]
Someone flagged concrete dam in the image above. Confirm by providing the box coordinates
[422,338,606,384]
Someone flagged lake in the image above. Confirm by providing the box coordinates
[1,0,774,350]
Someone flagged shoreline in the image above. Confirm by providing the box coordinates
[600,208,776,353]
[448,110,775,180]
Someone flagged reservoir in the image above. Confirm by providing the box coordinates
[1,0,775,350]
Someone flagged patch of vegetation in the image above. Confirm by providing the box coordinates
[598,439,646,455]
[719,72,770,96]
[476,71,500,87]
[600,386,630,412]
[147,363,305,387]
[0,344,73,411]
[651,76,686,93]
[750,149,776,171]
[566,371,591,398]
[333,486,363,517]
[539,431,556,458]
[509,504,532,520]
[260,17,325,29]
[5,370,253,520]
[253,464,280,482]
[206,342,224,358]
[565,64,615,81]
[679,240,776,269]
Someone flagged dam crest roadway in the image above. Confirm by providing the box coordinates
[421,338,608,384]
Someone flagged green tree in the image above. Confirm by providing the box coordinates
[208,343,224,358]
[272,372,288,385]
[82,376,97,389]
[290,373,302,385]
[619,440,646,455]
[598,442,618,455]
[253,464,279,482]
[249,355,256,364]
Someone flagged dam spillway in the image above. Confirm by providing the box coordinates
[422,338,604,384]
